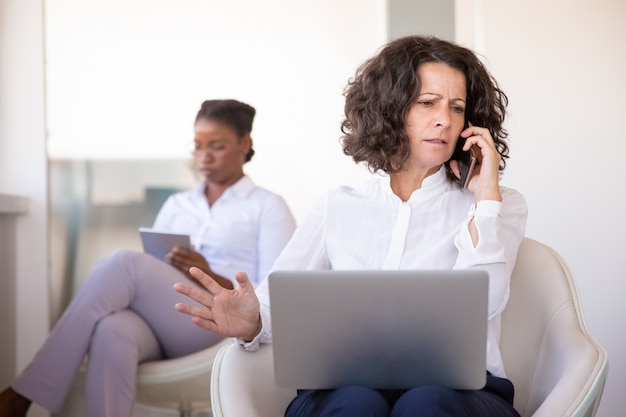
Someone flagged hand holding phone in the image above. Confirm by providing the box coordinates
[452,137,482,188]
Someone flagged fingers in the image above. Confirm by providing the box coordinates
[458,124,501,198]
[166,250,188,272]
[461,126,494,150]
[173,280,215,306]
[189,267,221,290]
[174,297,212,317]
[167,246,191,263]
[168,247,210,276]
[177,268,221,299]
[460,125,499,171]
[173,281,220,331]
[174,300,219,333]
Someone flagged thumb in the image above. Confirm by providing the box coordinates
[234,271,253,290]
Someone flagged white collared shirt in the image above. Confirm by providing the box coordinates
[246,167,527,377]
[152,175,296,286]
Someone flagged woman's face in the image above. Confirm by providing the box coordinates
[404,62,467,175]
[192,118,250,185]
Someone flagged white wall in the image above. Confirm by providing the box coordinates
[0,0,48,382]
[45,0,385,222]
[457,1,626,416]
[0,0,49,416]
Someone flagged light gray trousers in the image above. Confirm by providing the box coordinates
[12,249,224,417]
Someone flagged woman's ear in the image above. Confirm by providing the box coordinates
[242,134,252,155]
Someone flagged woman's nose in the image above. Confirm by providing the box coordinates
[434,109,452,128]
[202,150,215,162]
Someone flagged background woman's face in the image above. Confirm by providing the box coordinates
[404,62,467,173]
[192,118,250,185]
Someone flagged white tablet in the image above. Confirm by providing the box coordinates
[139,227,191,262]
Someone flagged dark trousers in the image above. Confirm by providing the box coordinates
[285,373,521,417]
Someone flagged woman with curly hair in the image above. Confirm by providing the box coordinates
[174,36,527,417]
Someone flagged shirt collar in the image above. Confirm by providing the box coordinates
[191,175,255,201]
[228,175,256,199]
[380,165,450,205]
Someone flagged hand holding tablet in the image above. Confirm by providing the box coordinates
[139,227,191,262]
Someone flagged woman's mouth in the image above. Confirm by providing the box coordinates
[424,138,448,144]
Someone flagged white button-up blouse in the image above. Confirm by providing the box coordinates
[153,175,296,287]
[245,167,527,378]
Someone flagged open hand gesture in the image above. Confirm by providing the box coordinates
[173,268,262,341]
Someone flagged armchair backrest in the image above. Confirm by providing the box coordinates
[500,238,607,417]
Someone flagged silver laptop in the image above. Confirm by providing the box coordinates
[268,269,489,390]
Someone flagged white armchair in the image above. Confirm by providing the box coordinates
[58,338,233,417]
[499,238,607,417]
[209,238,608,417]
[135,338,233,416]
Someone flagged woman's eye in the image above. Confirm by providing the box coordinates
[418,101,433,107]
[451,106,465,114]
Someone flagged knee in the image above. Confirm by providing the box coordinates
[89,248,147,281]
[392,386,458,417]
[91,310,148,351]
[107,248,142,265]
[322,386,389,417]
[89,248,140,276]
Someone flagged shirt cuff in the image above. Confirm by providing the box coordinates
[238,335,260,351]
[473,200,502,218]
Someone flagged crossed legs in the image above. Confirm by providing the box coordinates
[1,249,223,417]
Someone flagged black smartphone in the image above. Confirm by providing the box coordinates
[452,135,481,188]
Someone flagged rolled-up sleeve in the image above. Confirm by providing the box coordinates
[454,188,528,318]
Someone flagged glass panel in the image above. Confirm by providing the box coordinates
[48,159,195,322]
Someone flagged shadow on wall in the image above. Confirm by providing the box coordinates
[48,159,195,325]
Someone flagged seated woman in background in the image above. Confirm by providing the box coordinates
[173,37,527,417]
[0,99,297,417]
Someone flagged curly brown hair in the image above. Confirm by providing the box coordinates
[341,35,509,182]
